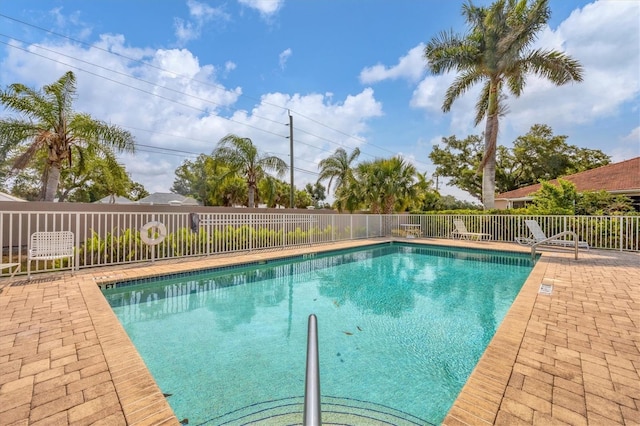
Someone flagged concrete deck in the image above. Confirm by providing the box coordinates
[0,239,638,425]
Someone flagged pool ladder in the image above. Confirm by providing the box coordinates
[304,314,321,426]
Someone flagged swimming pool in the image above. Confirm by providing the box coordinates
[102,242,535,425]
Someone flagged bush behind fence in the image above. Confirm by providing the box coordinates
[2,211,638,277]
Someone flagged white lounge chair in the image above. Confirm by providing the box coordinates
[452,219,490,241]
[516,220,589,250]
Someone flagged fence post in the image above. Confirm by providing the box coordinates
[75,212,80,271]
[331,215,335,242]
[249,214,253,252]
[366,215,369,238]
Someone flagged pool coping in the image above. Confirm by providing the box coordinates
[1,238,638,425]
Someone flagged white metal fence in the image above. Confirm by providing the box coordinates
[2,211,638,277]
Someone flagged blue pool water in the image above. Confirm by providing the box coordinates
[102,243,534,425]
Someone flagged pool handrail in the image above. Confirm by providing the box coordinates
[531,230,579,260]
[303,314,321,426]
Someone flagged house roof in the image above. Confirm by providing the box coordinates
[0,191,26,202]
[94,195,135,204]
[496,157,640,200]
[136,192,201,205]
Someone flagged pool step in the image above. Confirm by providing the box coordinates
[207,396,432,425]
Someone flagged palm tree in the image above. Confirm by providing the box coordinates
[424,0,583,209]
[212,134,288,208]
[334,179,364,213]
[258,176,286,208]
[317,147,361,199]
[0,71,135,201]
[357,157,419,214]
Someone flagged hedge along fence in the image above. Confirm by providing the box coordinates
[78,224,340,266]
[2,211,639,277]
[77,214,639,267]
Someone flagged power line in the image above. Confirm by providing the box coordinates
[0,37,291,139]
[0,13,434,170]
[0,36,373,170]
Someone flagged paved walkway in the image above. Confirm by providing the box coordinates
[0,239,638,425]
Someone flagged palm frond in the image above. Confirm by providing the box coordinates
[425,31,478,75]
[474,81,491,125]
[523,49,584,84]
[443,70,485,112]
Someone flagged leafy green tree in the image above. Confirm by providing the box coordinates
[408,172,440,211]
[575,191,634,216]
[430,134,484,201]
[220,176,248,207]
[258,176,285,208]
[317,147,361,198]
[295,188,313,208]
[0,71,135,201]
[424,0,583,209]
[509,124,610,187]
[305,182,327,208]
[335,179,364,213]
[128,182,149,201]
[172,157,203,197]
[212,134,287,208]
[3,168,41,201]
[172,154,221,205]
[430,125,610,200]
[528,179,577,214]
[57,147,134,202]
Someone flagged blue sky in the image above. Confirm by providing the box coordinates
[0,0,638,202]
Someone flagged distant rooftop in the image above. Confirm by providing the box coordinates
[497,156,640,200]
[0,191,26,202]
[94,195,135,204]
[137,192,201,206]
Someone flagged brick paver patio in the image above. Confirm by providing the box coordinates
[1,239,638,425]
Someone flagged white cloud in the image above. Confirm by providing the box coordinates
[410,75,449,113]
[238,0,284,18]
[359,44,426,84]
[173,19,198,45]
[224,61,236,73]
[411,72,481,136]
[0,33,384,195]
[409,0,640,145]
[279,48,292,70]
[506,0,640,133]
[174,0,230,45]
[611,126,640,162]
[622,127,640,143]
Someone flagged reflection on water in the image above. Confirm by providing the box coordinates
[104,244,532,325]
[102,243,533,425]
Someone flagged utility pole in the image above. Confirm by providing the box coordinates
[288,111,294,208]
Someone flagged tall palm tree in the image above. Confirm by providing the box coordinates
[317,147,361,201]
[0,71,135,201]
[424,0,583,209]
[212,134,288,208]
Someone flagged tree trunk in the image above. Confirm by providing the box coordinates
[482,80,500,210]
[43,164,61,202]
[482,147,496,209]
[248,185,255,208]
